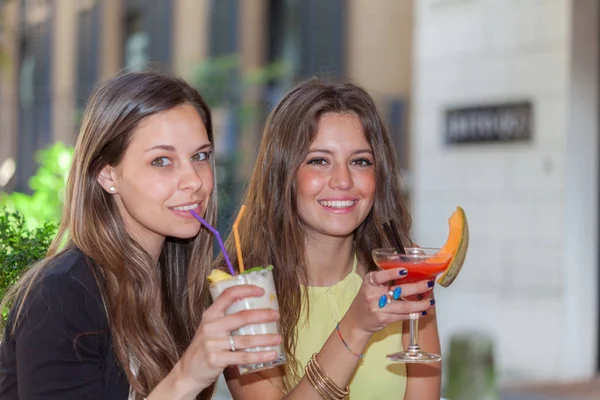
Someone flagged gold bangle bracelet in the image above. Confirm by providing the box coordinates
[304,353,350,399]
[305,363,334,400]
[307,356,345,399]
[309,354,349,397]
[306,364,342,400]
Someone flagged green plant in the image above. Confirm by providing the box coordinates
[0,208,57,316]
[0,142,73,229]
[192,54,240,109]
[191,54,290,126]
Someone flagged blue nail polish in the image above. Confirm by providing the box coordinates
[421,311,427,316]
[393,287,401,300]
[427,280,435,288]
[430,299,436,306]
[379,295,387,308]
[399,269,408,276]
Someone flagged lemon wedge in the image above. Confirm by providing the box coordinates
[207,269,233,284]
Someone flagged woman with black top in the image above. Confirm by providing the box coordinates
[0,71,281,400]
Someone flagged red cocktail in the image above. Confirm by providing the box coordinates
[377,258,449,283]
[372,247,451,363]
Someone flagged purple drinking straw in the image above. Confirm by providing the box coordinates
[190,209,236,276]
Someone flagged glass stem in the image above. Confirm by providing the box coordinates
[408,313,420,351]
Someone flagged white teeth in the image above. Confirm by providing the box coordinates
[172,203,199,211]
[319,200,356,208]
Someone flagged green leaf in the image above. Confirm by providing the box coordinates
[0,142,73,229]
[0,208,57,304]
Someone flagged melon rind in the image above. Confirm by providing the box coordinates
[436,207,469,287]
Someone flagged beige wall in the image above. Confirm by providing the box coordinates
[237,0,269,177]
[346,0,413,168]
[0,2,20,190]
[173,0,210,79]
[100,0,123,80]
[240,0,268,70]
[51,0,77,145]
[347,0,412,98]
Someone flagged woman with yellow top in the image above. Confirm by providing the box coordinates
[219,78,440,400]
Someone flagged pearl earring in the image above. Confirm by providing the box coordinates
[109,186,115,192]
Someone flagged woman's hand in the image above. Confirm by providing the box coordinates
[170,284,282,394]
[343,268,434,337]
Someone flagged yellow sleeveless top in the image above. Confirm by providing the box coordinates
[293,256,407,399]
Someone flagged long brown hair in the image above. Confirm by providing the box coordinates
[1,71,217,399]
[220,78,412,389]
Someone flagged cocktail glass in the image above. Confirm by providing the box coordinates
[209,268,286,374]
[372,247,451,363]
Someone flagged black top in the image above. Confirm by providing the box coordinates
[0,247,130,399]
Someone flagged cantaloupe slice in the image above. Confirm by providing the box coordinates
[436,206,469,287]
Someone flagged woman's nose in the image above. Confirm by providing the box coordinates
[178,164,204,192]
[329,164,353,190]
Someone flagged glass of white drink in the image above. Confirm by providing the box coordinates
[208,266,286,374]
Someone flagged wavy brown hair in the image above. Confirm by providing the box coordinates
[1,71,217,399]
[219,78,412,390]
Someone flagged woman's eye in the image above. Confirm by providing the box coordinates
[191,151,210,162]
[307,158,328,165]
[352,158,373,167]
[151,157,173,167]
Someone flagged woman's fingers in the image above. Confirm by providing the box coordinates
[384,297,434,315]
[227,333,282,351]
[214,349,280,367]
[368,268,408,285]
[204,284,265,319]
[371,279,435,315]
[215,308,280,332]
[389,279,434,299]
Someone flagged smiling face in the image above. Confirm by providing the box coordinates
[98,104,214,255]
[295,112,376,240]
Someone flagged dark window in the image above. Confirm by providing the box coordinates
[146,0,172,67]
[385,98,409,171]
[16,10,53,193]
[299,0,346,79]
[123,0,172,71]
[209,0,239,56]
[76,3,100,115]
[268,0,346,81]
[123,7,147,71]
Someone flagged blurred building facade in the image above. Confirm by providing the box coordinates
[0,0,412,193]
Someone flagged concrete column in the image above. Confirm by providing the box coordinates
[172,0,210,79]
[346,0,413,168]
[237,0,268,178]
[564,0,599,379]
[0,1,20,191]
[240,0,268,70]
[346,0,412,98]
[100,0,123,80]
[51,0,77,145]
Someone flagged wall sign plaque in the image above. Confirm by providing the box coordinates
[445,102,533,144]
